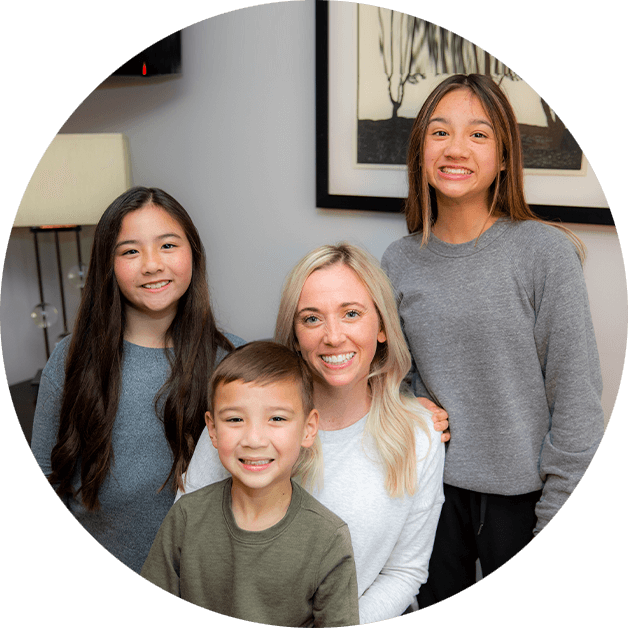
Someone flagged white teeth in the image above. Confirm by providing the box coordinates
[441,167,472,174]
[142,280,170,289]
[241,459,272,466]
[321,352,355,364]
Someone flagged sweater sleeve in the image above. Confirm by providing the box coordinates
[140,502,185,595]
[30,338,70,481]
[382,246,433,402]
[313,524,360,627]
[528,231,604,532]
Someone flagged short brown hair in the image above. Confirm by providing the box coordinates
[208,341,314,417]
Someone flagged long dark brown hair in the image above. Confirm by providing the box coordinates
[405,74,585,260]
[48,186,234,510]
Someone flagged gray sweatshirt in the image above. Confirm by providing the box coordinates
[381,218,604,532]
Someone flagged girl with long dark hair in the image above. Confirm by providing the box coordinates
[31,186,242,573]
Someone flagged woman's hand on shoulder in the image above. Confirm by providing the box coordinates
[417,397,450,443]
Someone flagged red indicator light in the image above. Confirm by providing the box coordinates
[142,62,147,76]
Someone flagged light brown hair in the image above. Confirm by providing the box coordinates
[405,74,585,259]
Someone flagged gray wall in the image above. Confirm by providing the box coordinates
[2,2,625,424]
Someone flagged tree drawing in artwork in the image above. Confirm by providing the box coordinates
[357,6,582,170]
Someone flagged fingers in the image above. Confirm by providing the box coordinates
[416,396,451,442]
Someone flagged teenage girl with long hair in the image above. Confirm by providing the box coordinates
[31,186,242,573]
[381,74,605,607]
[179,243,447,624]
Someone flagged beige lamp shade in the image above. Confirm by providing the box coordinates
[14,133,132,227]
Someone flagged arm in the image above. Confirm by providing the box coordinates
[313,525,360,627]
[358,432,445,623]
[140,502,185,596]
[532,234,604,532]
[30,340,69,487]
[381,250,450,443]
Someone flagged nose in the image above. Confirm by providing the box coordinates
[241,422,269,449]
[323,319,346,346]
[444,133,469,160]
[142,249,164,275]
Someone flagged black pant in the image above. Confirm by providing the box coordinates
[417,484,542,609]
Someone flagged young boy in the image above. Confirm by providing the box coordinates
[141,341,359,627]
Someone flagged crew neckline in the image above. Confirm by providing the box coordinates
[123,339,171,351]
[317,413,368,443]
[222,477,303,544]
[426,217,510,258]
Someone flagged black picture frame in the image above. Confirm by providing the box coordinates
[315,1,613,226]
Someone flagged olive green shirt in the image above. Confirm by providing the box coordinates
[141,478,359,626]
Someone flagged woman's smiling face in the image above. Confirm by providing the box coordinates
[294,263,386,393]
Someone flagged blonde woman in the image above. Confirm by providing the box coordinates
[178,243,446,624]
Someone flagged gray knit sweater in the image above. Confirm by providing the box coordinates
[381,218,604,532]
[30,333,244,573]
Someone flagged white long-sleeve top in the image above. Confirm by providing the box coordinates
[177,412,445,624]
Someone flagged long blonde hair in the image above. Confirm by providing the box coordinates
[275,243,432,497]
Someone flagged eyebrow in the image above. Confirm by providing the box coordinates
[296,301,367,316]
[428,116,494,129]
[216,405,296,415]
[115,233,183,250]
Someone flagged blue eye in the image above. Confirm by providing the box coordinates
[303,315,319,324]
[346,310,360,319]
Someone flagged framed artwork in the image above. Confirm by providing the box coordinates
[315,1,613,226]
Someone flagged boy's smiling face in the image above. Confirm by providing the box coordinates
[206,379,318,495]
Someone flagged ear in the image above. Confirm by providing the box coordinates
[377,327,387,344]
[301,409,319,449]
[205,411,218,449]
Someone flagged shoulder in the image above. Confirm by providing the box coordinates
[403,398,445,473]
[412,405,444,461]
[176,478,228,515]
[382,233,424,285]
[225,333,246,348]
[215,333,247,365]
[295,482,349,532]
[40,334,72,385]
[501,220,585,294]
[504,220,580,262]
[382,233,421,266]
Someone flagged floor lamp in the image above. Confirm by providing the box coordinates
[14,133,131,376]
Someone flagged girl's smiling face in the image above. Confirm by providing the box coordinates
[113,204,193,322]
[294,263,386,394]
[424,88,501,210]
